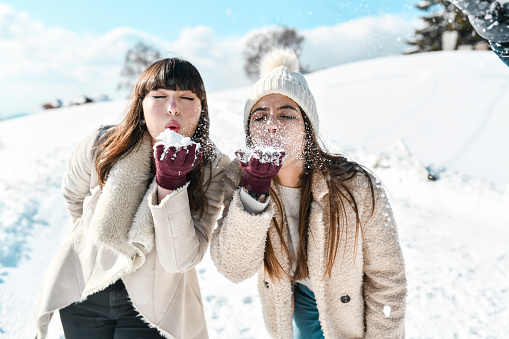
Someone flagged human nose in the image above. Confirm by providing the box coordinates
[167,94,178,115]
[266,114,278,133]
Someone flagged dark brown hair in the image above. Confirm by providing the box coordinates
[247,108,374,281]
[95,58,213,216]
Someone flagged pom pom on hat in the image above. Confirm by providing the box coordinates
[258,47,300,78]
[244,47,319,137]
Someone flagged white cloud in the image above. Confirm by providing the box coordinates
[300,15,417,70]
[0,4,417,117]
[0,4,42,39]
[155,26,249,91]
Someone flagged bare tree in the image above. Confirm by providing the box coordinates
[244,26,307,80]
[118,42,162,91]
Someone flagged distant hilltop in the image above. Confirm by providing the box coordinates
[42,94,110,110]
[0,112,30,121]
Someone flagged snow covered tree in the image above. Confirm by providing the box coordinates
[407,0,487,53]
[243,26,307,80]
[118,42,162,91]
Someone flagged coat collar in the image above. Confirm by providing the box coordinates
[311,170,329,203]
[266,169,330,275]
[89,132,156,270]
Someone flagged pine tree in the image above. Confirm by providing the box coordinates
[407,0,487,53]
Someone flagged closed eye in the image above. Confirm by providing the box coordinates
[253,116,266,122]
[153,95,166,98]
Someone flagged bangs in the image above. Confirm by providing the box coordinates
[136,58,206,100]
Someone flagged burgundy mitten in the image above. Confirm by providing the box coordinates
[154,143,202,190]
[235,148,286,194]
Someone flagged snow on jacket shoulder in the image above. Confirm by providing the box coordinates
[210,159,406,339]
[35,126,230,339]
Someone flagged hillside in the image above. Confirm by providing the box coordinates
[0,51,508,338]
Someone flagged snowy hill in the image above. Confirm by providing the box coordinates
[0,51,508,338]
[310,51,509,186]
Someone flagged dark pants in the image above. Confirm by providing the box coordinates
[292,283,324,339]
[59,279,164,339]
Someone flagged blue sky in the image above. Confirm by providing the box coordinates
[0,1,422,117]
[8,0,420,38]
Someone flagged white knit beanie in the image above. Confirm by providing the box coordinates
[244,48,319,136]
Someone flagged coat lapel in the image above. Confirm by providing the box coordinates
[307,171,334,337]
[267,183,292,275]
[307,170,330,280]
[89,132,155,270]
[267,174,331,338]
[266,183,295,338]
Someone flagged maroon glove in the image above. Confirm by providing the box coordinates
[235,148,286,194]
[154,143,202,190]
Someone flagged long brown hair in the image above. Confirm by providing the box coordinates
[247,109,374,281]
[95,58,213,216]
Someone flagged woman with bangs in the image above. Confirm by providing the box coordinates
[34,58,230,338]
[210,48,406,338]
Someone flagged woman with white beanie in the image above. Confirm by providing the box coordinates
[210,48,406,338]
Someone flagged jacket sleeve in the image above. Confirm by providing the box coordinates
[360,175,407,338]
[209,160,274,283]
[61,128,100,223]
[149,152,230,273]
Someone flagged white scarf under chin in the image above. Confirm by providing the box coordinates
[89,132,156,270]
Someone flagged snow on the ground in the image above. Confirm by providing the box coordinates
[309,50,509,187]
[0,51,508,338]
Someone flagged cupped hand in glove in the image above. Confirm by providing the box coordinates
[154,142,202,190]
[235,147,287,194]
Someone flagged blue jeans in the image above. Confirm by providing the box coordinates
[59,279,164,339]
[293,283,324,339]
[490,41,509,67]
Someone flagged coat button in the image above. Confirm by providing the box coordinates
[341,295,350,303]
[264,281,269,288]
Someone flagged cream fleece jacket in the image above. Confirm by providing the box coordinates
[210,160,406,339]
[34,127,230,339]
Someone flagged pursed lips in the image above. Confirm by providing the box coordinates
[165,121,180,132]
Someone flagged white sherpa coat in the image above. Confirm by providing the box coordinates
[210,160,406,339]
[34,127,230,339]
